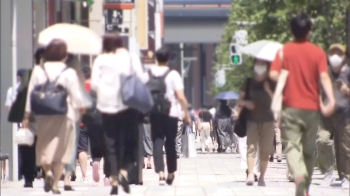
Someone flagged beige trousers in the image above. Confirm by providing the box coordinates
[246,121,275,161]
[199,122,211,152]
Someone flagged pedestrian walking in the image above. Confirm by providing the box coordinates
[213,100,233,153]
[16,48,46,187]
[238,58,275,186]
[22,39,87,194]
[91,33,143,195]
[141,47,191,186]
[175,111,184,159]
[270,13,335,196]
[317,43,350,189]
[81,66,111,185]
[197,108,213,153]
[142,116,153,169]
[270,114,282,162]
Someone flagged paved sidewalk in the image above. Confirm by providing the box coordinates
[1,153,349,196]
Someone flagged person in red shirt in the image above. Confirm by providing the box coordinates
[269,13,335,196]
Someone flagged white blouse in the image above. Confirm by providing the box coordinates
[25,62,87,122]
[91,50,144,114]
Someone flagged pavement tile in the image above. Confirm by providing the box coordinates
[2,153,350,196]
[175,187,205,196]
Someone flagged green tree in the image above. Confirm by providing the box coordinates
[211,0,348,95]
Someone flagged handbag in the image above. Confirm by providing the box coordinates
[15,128,34,146]
[271,48,289,114]
[120,53,154,114]
[30,66,68,115]
[181,125,197,158]
[233,78,251,138]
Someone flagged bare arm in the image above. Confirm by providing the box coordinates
[175,89,189,117]
[320,72,335,107]
[269,71,279,81]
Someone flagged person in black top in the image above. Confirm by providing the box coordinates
[213,100,232,153]
[317,44,350,189]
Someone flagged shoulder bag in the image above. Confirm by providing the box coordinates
[120,53,154,114]
[233,78,251,138]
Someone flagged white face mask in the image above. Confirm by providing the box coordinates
[328,55,344,67]
[254,65,267,75]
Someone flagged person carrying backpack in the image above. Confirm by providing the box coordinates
[80,66,111,186]
[141,47,191,186]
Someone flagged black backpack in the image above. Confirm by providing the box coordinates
[30,67,68,115]
[146,69,172,114]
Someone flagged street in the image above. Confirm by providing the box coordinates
[1,153,348,196]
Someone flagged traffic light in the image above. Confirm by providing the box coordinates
[230,44,242,65]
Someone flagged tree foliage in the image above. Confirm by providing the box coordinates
[211,0,348,94]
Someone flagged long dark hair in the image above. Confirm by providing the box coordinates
[215,100,231,119]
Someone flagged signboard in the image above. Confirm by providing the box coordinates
[104,10,123,32]
[104,0,135,9]
[138,1,156,65]
[105,10,123,24]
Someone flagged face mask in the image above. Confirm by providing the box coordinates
[328,55,344,67]
[254,65,267,75]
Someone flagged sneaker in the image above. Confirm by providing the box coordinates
[276,156,282,162]
[341,178,349,189]
[104,177,111,186]
[24,182,33,188]
[159,177,166,186]
[246,173,254,186]
[92,162,100,182]
[320,170,334,187]
[81,177,89,183]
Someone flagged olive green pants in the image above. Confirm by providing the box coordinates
[317,113,350,180]
[281,107,320,191]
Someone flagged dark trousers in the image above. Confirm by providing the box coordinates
[86,120,110,177]
[101,109,139,176]
[150,113,178,173]
[18,137,37,183]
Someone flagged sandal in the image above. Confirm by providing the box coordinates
[44,175,53,192]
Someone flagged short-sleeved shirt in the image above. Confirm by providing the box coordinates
[140,66,184,119]
[270,41,328,111]
[241,78,274,122]
[323,66,350,114]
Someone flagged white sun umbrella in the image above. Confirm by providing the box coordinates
[240,40,283,62]
[38,23,102,55]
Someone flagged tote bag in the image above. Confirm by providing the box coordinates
[181,125,197,158]
[271,48,289,114]
[15,128,34,146]
[120,54,154,114]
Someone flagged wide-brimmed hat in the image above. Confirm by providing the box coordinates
[328,44,346,53]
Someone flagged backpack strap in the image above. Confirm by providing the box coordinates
[161,69,172,80]
[148,68,172,80]
[41,65,68,83]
